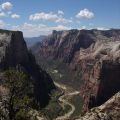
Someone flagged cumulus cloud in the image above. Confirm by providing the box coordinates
[58,10,64,15]
[29,12,72,23]
[53,25,70,30]
[1,2,13,11]
[76,9,94,19]
[12,23,71,37]
[0,20,5,28]
[0,2,20,19]
[0,12,6,17]
[11,14,20,19]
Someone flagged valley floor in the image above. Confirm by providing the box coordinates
[34,59,83,119]
[36,81,82,120]
[54,82,81,120]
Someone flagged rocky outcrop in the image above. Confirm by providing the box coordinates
[78,40,120,113]
[77,91,120,120]
[0,29,55,107]
[0,31,29,69]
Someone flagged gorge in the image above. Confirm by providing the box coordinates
[31,29,120,119]
[0,28,120,120]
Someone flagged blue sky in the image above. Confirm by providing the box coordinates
[0,0,120,37]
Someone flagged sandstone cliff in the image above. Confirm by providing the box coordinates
[0,29,55,107]
[77,91,120,120]
[77,39,120,113]
[32,29,120,112]
[32,29,120,64]
[33,29,95,63]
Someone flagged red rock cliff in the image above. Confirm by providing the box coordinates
[77,40,120,113]
[31,29,120,112]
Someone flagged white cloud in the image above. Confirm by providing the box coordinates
[76,9,94,19]
[80,26,86,29]
[97,27,109,30]
[11,14,20,19]
[29,12,72,23]
[12,23,71,37]
[56,17,72,23]
[2,2,13,11]
[58,10,64,15]
[22,23,70,31]
[0,12,6,17]
[0,20,5,28]
[51,25,71,31]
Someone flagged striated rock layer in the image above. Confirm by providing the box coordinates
[32,29,95,63]
[77,40,120,113]
[32,29,120,112]
[0,29,55,107]
[32,29,120,64]
[77,91,120,120]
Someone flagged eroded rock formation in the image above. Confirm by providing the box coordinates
[32,29,95,63]
[31,29,120,112]
[77,91,120,120]
[0,29,55,107]
[78,40,120,113]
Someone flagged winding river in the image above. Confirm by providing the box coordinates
[54,82,80,120]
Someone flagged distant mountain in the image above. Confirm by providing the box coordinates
[25,35,46,47]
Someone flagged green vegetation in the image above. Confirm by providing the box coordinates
[0,29,11,34]
[40,89,71,120]
[0,65,79,120]
[70,95,83,118]
[36,57,83,90]
[0,69,36,120]
[36,57,84,118]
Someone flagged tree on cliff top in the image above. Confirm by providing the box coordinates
[0,69,35,120]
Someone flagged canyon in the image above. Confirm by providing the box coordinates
[0,28,120,119]
[31,29,120,117]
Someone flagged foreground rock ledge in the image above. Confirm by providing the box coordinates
[77,91,120,120]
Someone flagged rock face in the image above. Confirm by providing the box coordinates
[32,29,120,64]
[0,29,55,107]
[32,29,120,112]
[0,31,29,69]
[32,30,94,63]
[78,40,120,113]
[77,91,120,120]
